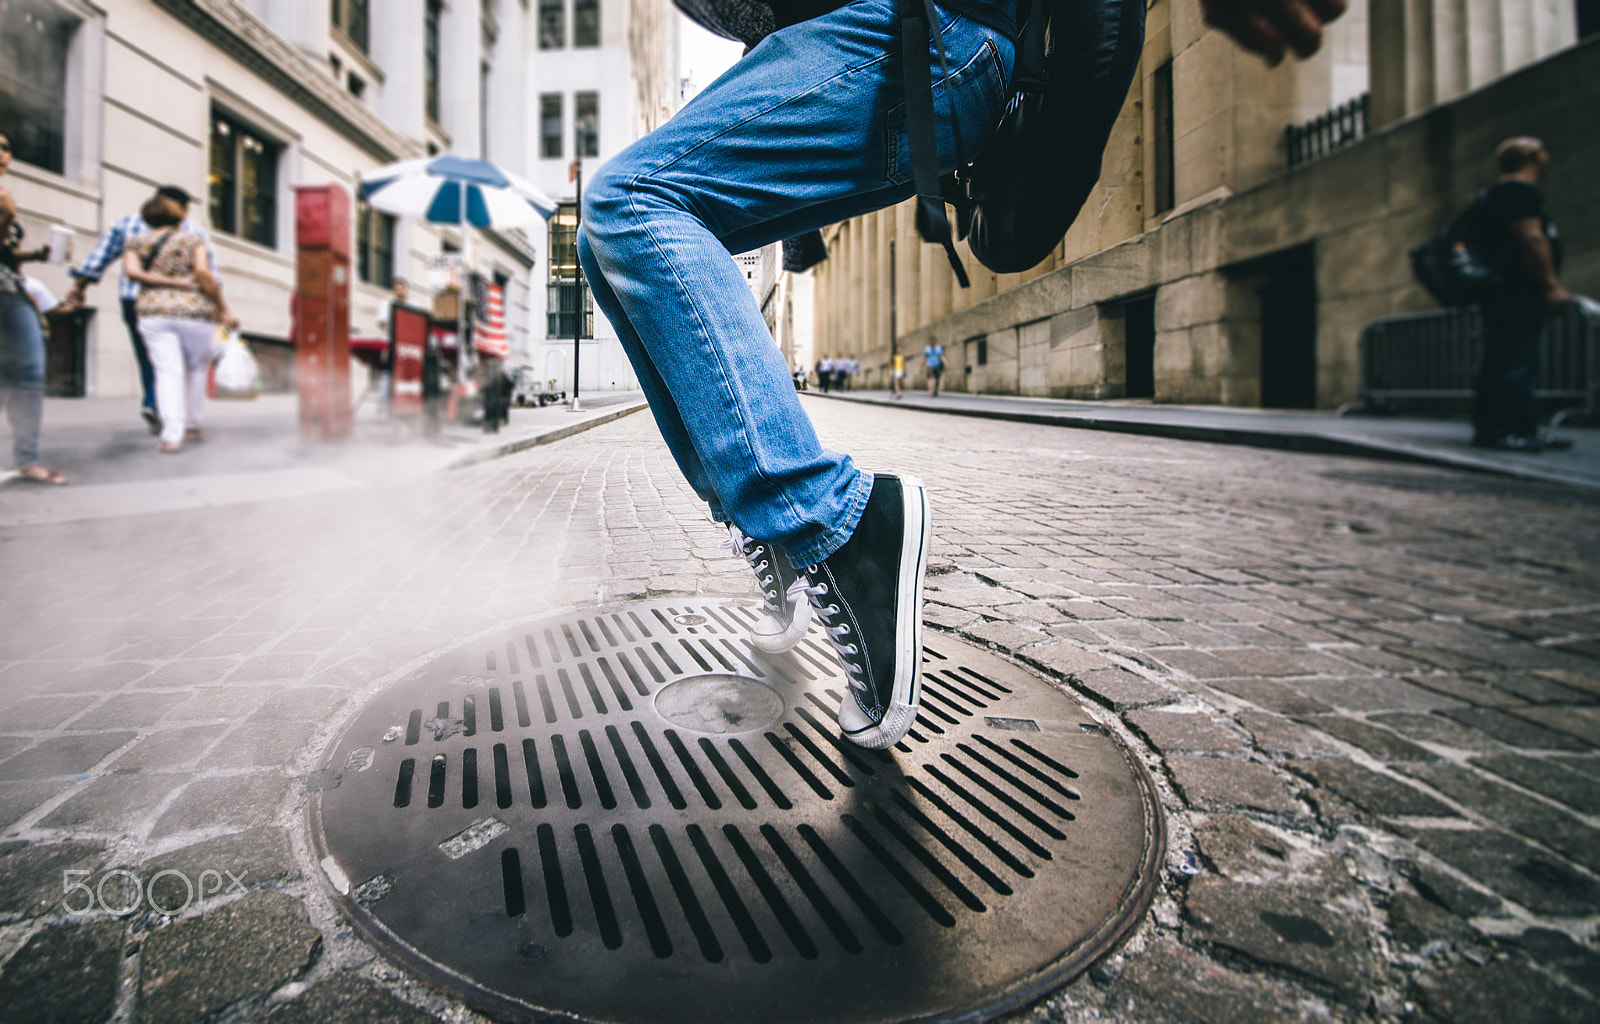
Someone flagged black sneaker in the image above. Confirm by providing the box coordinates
[789,474,930,749]
[726,524,809,654]
[141,407,161,435]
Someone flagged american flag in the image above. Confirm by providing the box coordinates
[475,283,509,358]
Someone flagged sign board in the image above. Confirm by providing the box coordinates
[390,304,429,416]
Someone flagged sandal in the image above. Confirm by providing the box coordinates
[184,428,205,443]
[156,442,182,454]
[16,464,67,485]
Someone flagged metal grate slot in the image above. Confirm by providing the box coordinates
[613,825,673,958]
[617,652,653,695]
[427,754,447,808]
[487,650,498,672]
[631,723,687,810]
[604,726,652,809]
[501,848,525,918]
[723,824,818,959]
[890,791,1013,897]
[788,640,836,678]
[609,613,636,644]
[462,748,479,808]
[872,807,986,913]
[578,620,602,653]
[597,658,634,710]
[464,695,478,736]
[759,824,860,954]
[506,640,520,675]
[393,757,415,807]
[697,739,756,810]
[678,640,713,673]
[537,823,573,936]
[782,722,855,788]
[561,624,584,658]
[699,604,742,634]
[686,823,772,964]
[923,682,978,717]
[652,641,681,675]
[552,735,582,809]
[627,610,653,640]
[534,676,558,724]
[796,824,903,945]
[919,696,962,727]
[955,664,1013,694]
[939,668,1000,704]
[905,776,1033,877]
[648,825,724,963]
[579,730,617,810]
[939,754,1066,840]
[523,633,543,670]
[405,709,421,745]
[794,702,878,777]
[579,664,609,714]
[556,670,583,719]
[728,738,792,810]
[841,813,955,928]
[631,647,666,685]
[763,732,832,800]
[664,730,721,809]
[543,628,563,664]
[596,616,619,648]
[574,824,623,949]
[958,743,1077,819]
[1009,738,1081,779]
[974,735,1080,799]
[924,764,1052,859]
[651,609,679,635]
[493,744,512,809]
[512,680,532,728]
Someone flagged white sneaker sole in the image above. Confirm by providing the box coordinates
[748,600,812,654]
[840,474,929,749]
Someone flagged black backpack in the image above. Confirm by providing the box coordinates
[1409,191,1497,307]
[942,0,1145,275]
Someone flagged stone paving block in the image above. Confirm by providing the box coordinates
[1024,640,1114,678]
[0,779,75,831]
[256,973,442,1024]
[1280,676,1458,713]
[1499,927,1600,998]
[0,697,82,730]
[1508,705,1600,746]
[1326,645,1432,673]
[163,686,281,722]
[140,891,322,1024]
[1534,668,1600,699]
[1395,858,1505,918]
[34,661,153,693]
[1510,816,1600,877]
[0,732,138,781]
[923,602,982,630]
[1471,753,1600,815]
[1144,649,1235,680]
[1068,668,1174,711]
[1203,648,1356,678]
[1383,645,1496,672]
[0,840,108,918]
[962,620,1047,651]
[1471,671,1597,706]
[0,919,124,1023]
[200,720,318,770]
[1369,712,1503,753]
[1124,709,1250,755]
[1104,937,1317,1024]
[1384,891,1484,953]
[66,691,193,731]
[1398,762,1570,826]
[1438,707,1590,751]
[37,771,193,832]
[227,653,322,683]
[142,826,301,891]
[1193,814,1297,880]
[1168,757,1302,815]
[150,773,294,840]
[1299,716,1439,761]
[1411,958,1598,1024]
[108,726,228,772]
[1295,760,1455,819]
[133,659,240,688]
[247,688,350,723]
[1183,876,1374,997]
[1406,827,1600,916]
[182,634,276,659]
[1236,710,1344,760]
[1204,677,1333,717]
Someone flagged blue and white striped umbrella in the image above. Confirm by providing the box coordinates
[360,154,557,229]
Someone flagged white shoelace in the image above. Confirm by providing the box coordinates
[787,576,866,693]
[724,525,782,613]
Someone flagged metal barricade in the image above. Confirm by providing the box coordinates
[1342,305,1598,422]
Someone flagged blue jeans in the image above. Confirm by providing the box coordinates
[1,289,46,468]
[580,0,1013,567]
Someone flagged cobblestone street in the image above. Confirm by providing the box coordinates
[1,398,1597,1023]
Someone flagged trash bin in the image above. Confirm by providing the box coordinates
[45,306,94,397]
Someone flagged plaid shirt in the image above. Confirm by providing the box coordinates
[70,213,215,302]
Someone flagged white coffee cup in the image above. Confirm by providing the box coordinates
[47,225,72,265]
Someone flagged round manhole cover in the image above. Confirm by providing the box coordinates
[309,599,1163,1023]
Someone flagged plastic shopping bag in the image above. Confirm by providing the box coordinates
[212,329,261,399]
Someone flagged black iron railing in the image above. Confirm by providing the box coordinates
[1286,92,1370,169]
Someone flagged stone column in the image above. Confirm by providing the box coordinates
[372,0,427,140]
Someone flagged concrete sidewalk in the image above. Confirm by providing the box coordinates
[0,390,648,527]
[812,389,1600,491]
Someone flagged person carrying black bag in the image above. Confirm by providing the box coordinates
[1470,137,1575,452]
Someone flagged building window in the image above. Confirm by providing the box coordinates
[540,0,565,49]
[1151,61,1175,216]
[0,3,79,174]
[331,0,369,51]
[425,0,442,123]
[574,0,599,46]
[208,110,280,248]
[347,73,366,99]
[547,202,592,338]
[540,94,563,159]
[575,92,599,158]
[356,202,395,287]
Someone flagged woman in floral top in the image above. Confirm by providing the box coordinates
[123,196,238,453]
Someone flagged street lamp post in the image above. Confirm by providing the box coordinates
[569,153,584,413]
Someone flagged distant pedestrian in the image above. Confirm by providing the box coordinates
[0,130,66,485]
[1469,137,1574,452]
[124,195,238,453]
[891,350,905,399]
[65,185,213,436]
[923,339,945,396]
[817,354,833,393]
[833,356,849,393]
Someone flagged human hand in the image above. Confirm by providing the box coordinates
[1546,285,1574,311]
[1200,0,1348,66]
[220,310,241,330]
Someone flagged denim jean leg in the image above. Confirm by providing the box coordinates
[1,292,46,467]
[580,0,1012,565]
[122,297,157,411]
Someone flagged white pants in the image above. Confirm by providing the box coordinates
[140,317,213,445]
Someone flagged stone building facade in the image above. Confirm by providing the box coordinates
[810,0,1597,408]
[4,0,675,399]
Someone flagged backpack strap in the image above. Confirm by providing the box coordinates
[900,0,969,287]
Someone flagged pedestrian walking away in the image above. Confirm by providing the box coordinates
[923,338,945,396]
[1468,136,1575,453]
[0,130,67,485]
[123,196,239,454]
[816,354,833,394]
[64,185,215,436]
[892,350,906,399]
[577,0,1346,749]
